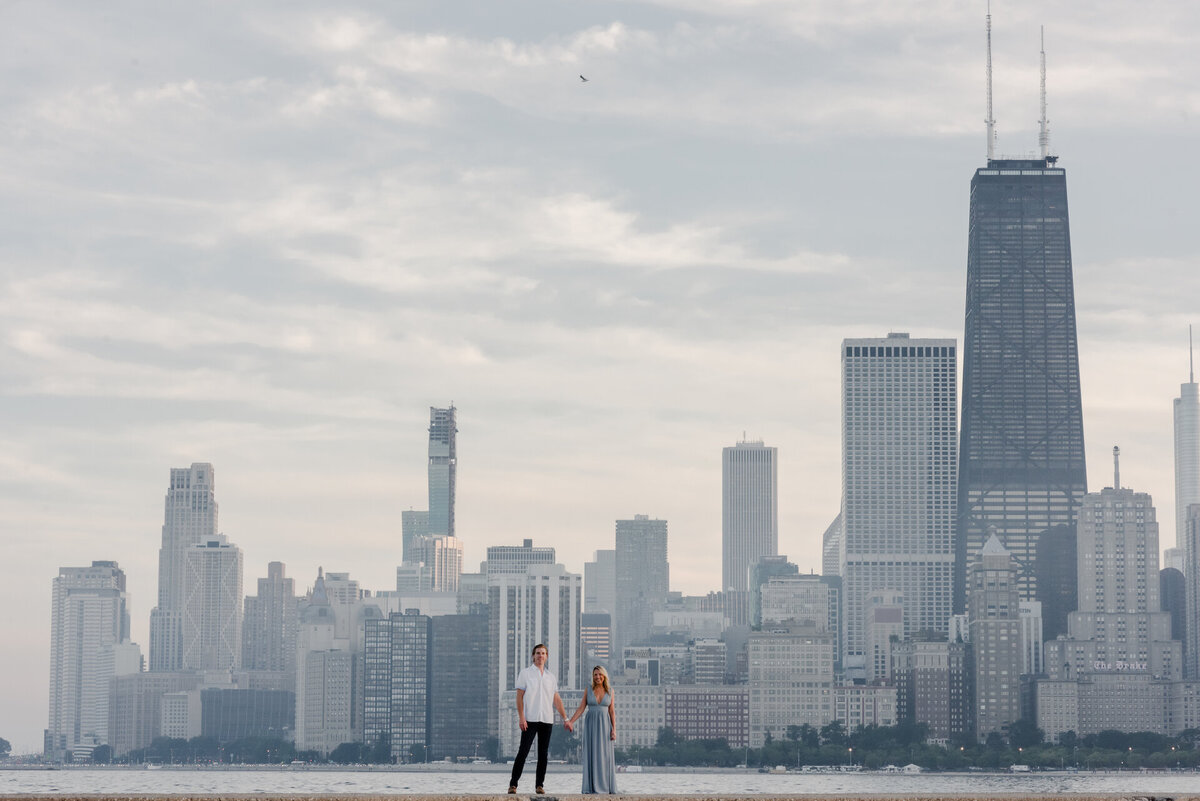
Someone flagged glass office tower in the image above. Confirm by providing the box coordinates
[955,157,1087,641]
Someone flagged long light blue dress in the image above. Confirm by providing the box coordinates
[581,686,617,794]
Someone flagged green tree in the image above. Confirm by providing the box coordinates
[1007,719,1044,749]
[820,720,846,745]
[483,736,500,762]
[328,742,365,764]
[91,745,112,764]
[368,736,392,764]
[408,744,427,763]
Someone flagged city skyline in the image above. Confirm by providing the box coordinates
[5,1,1200,752]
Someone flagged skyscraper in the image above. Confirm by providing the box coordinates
[242,561,297,681]
[1176,330,1199,573]
[840,334,957,668]
[149,463,218,672]
[614,515,669,654]
[46,561,141,762]
[955,155,1087,635]
[968,535,1022,741]
[427,405,457,537]
[722,440,777,593]
[180,534,243,671]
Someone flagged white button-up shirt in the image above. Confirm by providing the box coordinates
[515,664,558,723]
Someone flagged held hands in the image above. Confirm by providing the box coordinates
[564,719,574,733]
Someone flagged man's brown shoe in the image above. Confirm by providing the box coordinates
[535,787,545,795]
[507,788,517,794]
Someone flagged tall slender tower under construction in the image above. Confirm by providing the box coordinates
[427,406,457,537]
[955,18,1087,643]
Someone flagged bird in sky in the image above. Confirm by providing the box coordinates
[579,74,588,82]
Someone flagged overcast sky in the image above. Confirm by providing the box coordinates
[4,0,1199,752]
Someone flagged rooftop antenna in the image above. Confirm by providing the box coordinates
[1038,26,1050,159]
[1113,445,1121,490]
[1190,324,1195,383]
[985,1,996,161]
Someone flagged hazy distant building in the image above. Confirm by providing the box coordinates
[46,561,140,762]
[841,334,957,668]
[457,571,487,615]
[427,405,457,537]
[1018,600,1044,677]
[614,515,669,653]
[969,535,1022,741]
[242,562,298,683]
[1164,547,1186,574]
[1186,505,1200,678]
[748,555,798,627]
[401,509,430,564]
[150,463,218,672]
[108,671,201,757]
[581,612,613,667]
[1176,339,1199,568]
[722,440,778,593]
[485,539,555,578]
[181,534,243,671]
[410,534,463,593]
[294,569,359,755]
[200,687,294,743]
[1160,567,1187,646]
[692,639,728,685]
[1038,468,1184,738]
[821,513,842,578]
[748,624,835,746]
[430,613,489,760]
[956,158,1088,636]
[584,549,616,615]
[864,589,904,683]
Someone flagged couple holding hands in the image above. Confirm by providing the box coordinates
[508,643,617,795]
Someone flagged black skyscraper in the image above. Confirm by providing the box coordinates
[955,157,1087,640]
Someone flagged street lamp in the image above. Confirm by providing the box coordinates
[848,747,853,767]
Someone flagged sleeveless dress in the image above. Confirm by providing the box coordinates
[581,686,617,794]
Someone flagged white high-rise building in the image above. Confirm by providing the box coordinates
[722,440,778,593]
[181,534,243,671]
[1188,505,1200,678]
[149,463,218,671]
[584,549,616,615]
[487,563,581,749]
[46,561,141,762]
[295,568,360,755]
[840,334,957,665]
[410,534,463,592]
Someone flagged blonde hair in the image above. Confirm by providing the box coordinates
[591,665,611,696]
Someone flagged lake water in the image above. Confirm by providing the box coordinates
[2,767,1198,796]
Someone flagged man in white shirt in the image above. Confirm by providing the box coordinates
[508,643,572,794]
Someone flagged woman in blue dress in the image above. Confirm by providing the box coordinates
[567,666,617,794]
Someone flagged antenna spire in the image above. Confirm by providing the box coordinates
[1039,26,1050,158]
[1113,446,1121,490]
[1190,324,1195,383]
[985,2,996,161]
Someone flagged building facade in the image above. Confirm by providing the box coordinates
[893,639,970,743]
[614,515,669,654]
[150,463,219,672]
[956,159,1088,642]
[46,561,140,762]
[429,613,489,760]
[242,561,298,683]
[722,440,778,593]
[487,563,582,742]
[427,405,457,537]
[841,334,957,668]
[747,624,836,746]
[664,685,749,748]
[968,535,1022,741]
[180,534,243,671]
